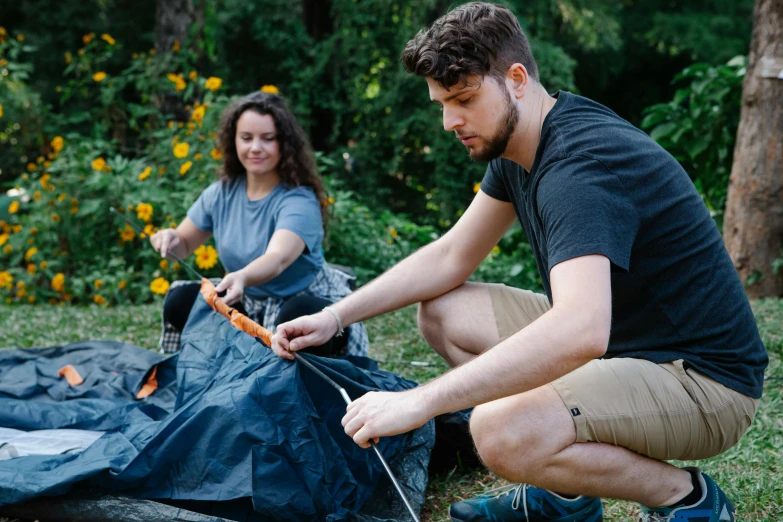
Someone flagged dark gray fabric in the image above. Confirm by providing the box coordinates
[481,91,767,398]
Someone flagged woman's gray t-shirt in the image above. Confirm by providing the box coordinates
[187,177,324,299]
[481,91,767,398]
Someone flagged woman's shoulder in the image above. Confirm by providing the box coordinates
[278,184,319,204]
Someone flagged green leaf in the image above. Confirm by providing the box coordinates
[649,122,678,142]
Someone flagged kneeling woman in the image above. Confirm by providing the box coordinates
[151,91,368,358]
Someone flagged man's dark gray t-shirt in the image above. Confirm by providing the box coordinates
[481,91,767,398]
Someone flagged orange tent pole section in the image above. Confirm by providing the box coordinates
[199,278,274,347]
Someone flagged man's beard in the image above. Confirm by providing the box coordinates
[468,91,519,163]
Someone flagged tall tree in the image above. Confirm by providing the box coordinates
[723,0,783,297]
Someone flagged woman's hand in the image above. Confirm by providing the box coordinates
[150,229,182,259]
[215,271,247,306]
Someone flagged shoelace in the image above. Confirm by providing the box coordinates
[478,483,532,522]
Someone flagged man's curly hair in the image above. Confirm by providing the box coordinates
[401,2,538,89]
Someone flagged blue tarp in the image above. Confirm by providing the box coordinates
[0,297,434,521]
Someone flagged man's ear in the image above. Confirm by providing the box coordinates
[507,63,529,99]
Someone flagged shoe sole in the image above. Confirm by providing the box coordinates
[449,504,604,522]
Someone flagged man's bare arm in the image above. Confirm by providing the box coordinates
[333,191,518,326]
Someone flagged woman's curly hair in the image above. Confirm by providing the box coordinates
[401,2,538,89]
[215,92,328,225]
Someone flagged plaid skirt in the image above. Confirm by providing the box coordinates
[159,264,369,357]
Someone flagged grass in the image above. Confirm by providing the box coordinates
[1,299,781,521]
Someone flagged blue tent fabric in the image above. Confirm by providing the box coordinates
[0,297,434,521]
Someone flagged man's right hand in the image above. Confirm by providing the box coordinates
[272,311,340,360]
[150,229,181,259]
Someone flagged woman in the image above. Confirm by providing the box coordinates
[151,91,368,358]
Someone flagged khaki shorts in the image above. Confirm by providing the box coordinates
[488,283,759,461]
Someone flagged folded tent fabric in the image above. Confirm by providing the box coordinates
[0,295,433,521]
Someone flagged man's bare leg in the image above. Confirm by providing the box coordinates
[417,282,500,367]
[417,283,693,507]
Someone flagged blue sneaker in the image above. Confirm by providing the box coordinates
[449,483,603,521]
[639,468,735,521]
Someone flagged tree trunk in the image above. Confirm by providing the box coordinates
[723,0,783,297]
[155,0,195,54]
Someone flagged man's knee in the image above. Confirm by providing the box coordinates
[417,296,447,343]
[470,400,543,481]
[469,387,575,481]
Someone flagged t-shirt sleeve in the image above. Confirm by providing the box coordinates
[275,188,324,253]
[186,182,220,232]
[537,155,639,272]
[479,159,511,202]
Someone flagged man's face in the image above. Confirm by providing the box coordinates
[428,75,519,162]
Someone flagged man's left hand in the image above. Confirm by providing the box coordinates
[341,390,430,448]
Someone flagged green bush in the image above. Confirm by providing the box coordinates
[642,56,746,229]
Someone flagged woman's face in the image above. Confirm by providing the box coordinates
[235,110,281,178]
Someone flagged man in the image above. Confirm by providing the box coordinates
[272,3,768,521]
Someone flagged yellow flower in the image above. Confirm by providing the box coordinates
[491,245,501,255]
[143,224,157,238]
[51,213,61,223]
[194,245,219,270]
[173,142,190,158]
[172,262,180,271]
[30,227,38,235]
[473,182,481,194]
[93,295,106,305]
[27,238,34,245]
[210,148,222,160]
[92,279,103,289]
[16,288,26,299]
[261,85,279,94]
[28,295,36,304]
[92,157,107,171]
[27,264,36,275]
[327,197,335,205]
[71,199,78,206]
[17,34,24,42]
[136,202,153,223]
[8,201,19,214]
[58,193,67,202]
[83,33,95,45]
[101,33,115,45]
[191,104,206,123]
[93,71,107,82]
[16,281,25,289]
[0,104,3,118]
[389,227,398,238]
[194,153,202,160]
[51,136,64,153]
[0,234,7,246]
[172,39,180,52]
[150,277,170,295]
[179,161,193,175]
[27,163,36,172]
[118,280,127,290]
[166,73,186,91]
[64,52,72,65]
[3,245,12,254]
[12,225,21,233]
[25,247,37,262]
[138,166,152,181]
[188,70,197,80]
[0,60,5,67]
[40,173,51,188]
[160,259,169,270]
[119,224,135,242]
[71,207,79,214]
[205,76,222,91]
[40,261,48,269]
[0,271,12,287]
